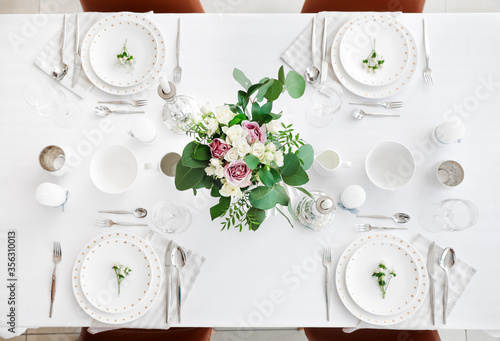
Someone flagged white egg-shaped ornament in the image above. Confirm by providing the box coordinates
[36,182,67,208]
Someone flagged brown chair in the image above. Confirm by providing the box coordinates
[304,328,440,341]
[80,0,204,13]
[78,327,213,341]
[301,0,425,13]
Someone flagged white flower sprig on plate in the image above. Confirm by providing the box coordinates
[112,263,132,296]
[116,39,135,67]
[372,262,396,299]
[362,38,385,72]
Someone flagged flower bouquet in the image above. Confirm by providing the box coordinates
[175,66,314,231]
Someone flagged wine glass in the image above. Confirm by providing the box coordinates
[152,201,192,234]
[305,81,343,128]
[419,199,479,232]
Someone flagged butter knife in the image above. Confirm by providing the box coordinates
[427,241,436,325]
[165,240,174,324]
[71,13,82,88]
[320,17,328,83]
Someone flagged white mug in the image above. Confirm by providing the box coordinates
[145,152,181,178]
[313,150,351,177]
[128,117,158,144]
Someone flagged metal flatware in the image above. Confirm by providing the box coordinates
[95,106,145,116]
[305,18,320,84]
[49,241,62,318]
[356,213,410,224]
[95,219,148,227]
[172,246,187,323]
[71,13,82,87]
[97,100,148,107]
[99,208,148,218]
[173,18,182,84]
[349,101,403,109]
[320,18,328,83]
[427,241,436,325]
[322,246,332,321]
[423,19,433,85]
[439,247,455,324]
[355,224,408,232]
[352,109,401,119]
[52,15,68,81]
[165,240,174,324]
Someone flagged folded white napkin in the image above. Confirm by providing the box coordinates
[344,234,477,331]
[88,231,206,333]
[280,12,401,86]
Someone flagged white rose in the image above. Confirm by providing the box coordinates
[219,181,242,199]
[266,120,281,134]
[274,150,284,167]
[214,165,224,179]
[263,152,274,165]
[200,102,212,115]
[210,158,221,167]
[205,166,215,176]
[265,142,276,153]
[251,142,266,160]
[205,118,218,137]
[224,125,247,144]
[233,139,251,157]
[224,148,239,162]
[213,105,235,125]
[189,111,202,124]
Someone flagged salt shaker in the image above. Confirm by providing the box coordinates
[295,190,336,231]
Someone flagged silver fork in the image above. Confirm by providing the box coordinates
[95,219,148,227]
[323,246,332,321]
[173,18,182,84]
[97,100,147,107]
[423,19,433,85]
[355,223,408,232]
[349,101,403,109]
[49,241,62,318]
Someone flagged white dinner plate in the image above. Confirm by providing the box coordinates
[72,231,162,324]
[331,14,418,99]
[339,15,409,86]
[345,240,420,316]
[336,233,428,326]
[81,13,166,95]
[80,238,153,314]
[90,20,159,87]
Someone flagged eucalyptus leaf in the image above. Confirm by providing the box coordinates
[256,78,273,102]
[233,68,252,90]
[228,114,247,127]
[247,83,263,98]
[294,186,314,200]
[284,70,306,99]
[258,168,276,188]
[270,168,282,183]
[280,153,301,177]
[251,102,261,119]
[244,155,260,170]
[287,201,298,222]
[247,207,266,231]
[210,186,221,197]
[264,79,283,102]
[274,185,290,206]
[210,196,231,220]
[228,104,244,116]
[174,160,206,191]
[181,141,208,168]
[296,144,314,170]
[192,144,211,161]
[259,102,273,116]
[282,166,309,186]
[249,186,278,210]
[276,206,294,228]
[278,65,285,85]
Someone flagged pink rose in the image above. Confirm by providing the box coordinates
[209,138,231,158]
[242,120,267,144]
[224,160,252,188]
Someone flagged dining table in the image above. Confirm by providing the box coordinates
[0,11,500,334]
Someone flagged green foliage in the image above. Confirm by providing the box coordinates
[210,196,231,220]
[244,155,260,170]
[174,159,206,191]
[296,144,314,170]
[246,207,266,231]
[284,71,306,99]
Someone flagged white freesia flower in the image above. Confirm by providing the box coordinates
[224,148,239,162]
[189,111,203,124]
[265,142,276,153]
[200,102,212,115]
[266,120,281,134]
[214,165,224,179]
[224,125,247,144]
[205,166,215,176]
[210,158,221,167]
[205,118,218,137]
[263,152,274,165]
[274,150,284,167]
[251,142,266,160]
[233,139,251,157]
[219,181,242,199]
[213,105,235,125]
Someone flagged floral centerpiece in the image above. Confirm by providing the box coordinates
[175,66,314,231]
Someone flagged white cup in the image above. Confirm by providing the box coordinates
[145,152,181,177]
[430,160,464,188]
[313,150,351,177]
[128,117,158,144]
[90,145,138,194]
[39,145,74,176]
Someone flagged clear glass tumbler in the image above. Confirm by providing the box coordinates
[419,199,479,232]
[152,200,192,234]
[305,81,343,128]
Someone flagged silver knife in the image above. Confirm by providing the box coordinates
[165,240,174,324]
[71,13,82,88]
[427,241,436,325]
[320,17,328,83]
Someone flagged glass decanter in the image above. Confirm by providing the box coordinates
[158,82,199,134]
[295,190,336,231]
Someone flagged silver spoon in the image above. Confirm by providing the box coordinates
[52,15,69,81]
[305,18,320,84]
[95,106,145,116]
[356,213,411,224]
[171,246,187,323]
[352,108,401,119]
[439,247,455,325]
[98,208,148,218]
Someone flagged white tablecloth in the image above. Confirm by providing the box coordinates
[0,12,499,330]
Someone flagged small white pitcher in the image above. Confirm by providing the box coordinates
[313,150,351,177]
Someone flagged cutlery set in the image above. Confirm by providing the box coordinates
[428,243,456,325]
[355,212,410,231]
[96,208,148,227]
[165,240,187,324]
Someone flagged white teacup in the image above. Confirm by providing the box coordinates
[313,150,351,177]
[90,145,138,194]
[145,152,181,178]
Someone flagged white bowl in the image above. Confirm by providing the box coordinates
[365,141,415,190]
[90,145,138,194]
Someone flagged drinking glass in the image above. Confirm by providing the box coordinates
[305,81,343,127]
[419,199,479,232]
[152,200,192,233]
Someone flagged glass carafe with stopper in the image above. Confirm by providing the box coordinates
[158,82,199,134]
[295,190,336,231]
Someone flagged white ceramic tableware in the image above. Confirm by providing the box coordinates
[39,145,74,176]
[80,238,152,313]
[365,141,415,190]
[128,117,158,144]
[35,182,67,207]
[432,119,465,145]
[430,160,464,188]
[339,185,366,209]
[145,152,181,178]
[90,145,138,194]
[345,240,420,316]
[313,150,351,177]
